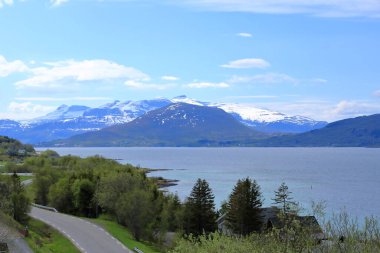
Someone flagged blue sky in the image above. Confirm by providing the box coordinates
[0,0,379,121]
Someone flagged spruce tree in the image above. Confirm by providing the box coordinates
[184,178,217,236]
[272,182,297,217]
[226,177,263,235]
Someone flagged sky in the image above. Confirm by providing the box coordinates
[0,0,379,122]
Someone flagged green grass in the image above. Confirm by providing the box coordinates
[25,218,81,253]
[0,161,6,172]
[89,217,161,253]
[20,175,33,182]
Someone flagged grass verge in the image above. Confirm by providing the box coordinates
[20,175,33,182]
[89,217,161,253]
[25,218,81,253]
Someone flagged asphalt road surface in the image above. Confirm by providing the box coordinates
[30,207,132,253]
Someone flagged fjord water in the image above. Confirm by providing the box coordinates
[38,147,380,220]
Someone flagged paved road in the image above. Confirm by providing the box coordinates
[7,238,34,253]
[1,173,33,176]
[29,207,132,253]
[0,221,33,253]
[22,179,32,186]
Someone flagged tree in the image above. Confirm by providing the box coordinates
[10,173,30,223]
[117,189,155,241]
[272,182,297,217]
[160,193,183,233]
[0,174,30,224]
[226,177,263,235]
[184,178,217,236]
[33,167,61,205]
[48,177,75,214]
[72,178,96,217]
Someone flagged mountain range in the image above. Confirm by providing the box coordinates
[50,103,269,147]
[46,103,380,147]
[253,114,380,147]
[0,96,327,144]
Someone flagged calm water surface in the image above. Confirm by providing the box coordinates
[37,147,380,220]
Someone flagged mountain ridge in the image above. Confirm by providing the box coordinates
[0,96,326,144]
[48,103,269,147]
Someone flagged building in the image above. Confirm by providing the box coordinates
[217,206,324,239]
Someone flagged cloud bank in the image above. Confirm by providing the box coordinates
[177,0,380,18]
[15,59,149,90]
[221,58,270,69]
[0,0,13,8]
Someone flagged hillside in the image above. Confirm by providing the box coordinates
[254,114,380,147]
[0,136,35,161]
[48,103,269,147]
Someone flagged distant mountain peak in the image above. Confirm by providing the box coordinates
[99,100,121,109]
[51,102,267,147]
[171,95,205,106]
[57,104,68,110]
[173,95,188,99]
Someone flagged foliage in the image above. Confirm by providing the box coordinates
[0,136,35,161]
[183,178,217,236]
[272,182,298,217]
[3,162,33,173]
[0,173,30,224]
[40,149,60,158]
[226,177,263,235]
[28,154,179,243]
[171,213,380,253]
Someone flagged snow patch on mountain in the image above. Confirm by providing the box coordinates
[171,95,206,106]
[213,103,286,123]
[34,105,90,122]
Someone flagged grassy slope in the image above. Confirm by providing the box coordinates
[25,218,80,253]
[20,175,33,182]
[89,217,161,253]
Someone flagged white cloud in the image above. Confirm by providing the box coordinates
[50,0,68,7]
[229,73,327,85]
[177,0,380,18]
[221,58,270,69]
[161,75,179,81]
[124,80,175,90]
[15,97,111,101]
[256,100,380,122]
[310,78,328,84]
[0,55,29,77]
[224,95,278,99]
[7,102,56,119]
[229,73,298,84]
[15,59,149,90]
[0,0,13,8]
[237,32,252,38]
[332,100,380,117]
[186,81,230,88]
[374,90,380,97]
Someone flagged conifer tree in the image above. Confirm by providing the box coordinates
[184,178,217,236]
[272,182,297,217]
[226,177,263,235]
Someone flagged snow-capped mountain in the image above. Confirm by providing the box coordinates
[49,103,267,147]
[213,103,327,133]
[0,95,327,144]
[35,105,90,122]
